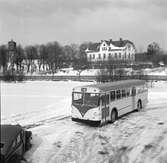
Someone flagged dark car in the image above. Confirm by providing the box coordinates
[0,124,32,163]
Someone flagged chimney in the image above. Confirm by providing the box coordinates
[109,39,112,43]
[120,38,123,42]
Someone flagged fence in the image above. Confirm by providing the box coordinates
[0,75,167,81]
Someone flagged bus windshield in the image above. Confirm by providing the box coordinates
[73,92,99,106]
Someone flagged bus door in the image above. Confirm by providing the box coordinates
[132,87,136,110]
[101,94,110,124]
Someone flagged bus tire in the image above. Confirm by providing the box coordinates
[137,100,142,111]
[71,118,76,121]
[111,109,117,123]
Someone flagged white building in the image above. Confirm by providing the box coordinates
[85,38,136,62]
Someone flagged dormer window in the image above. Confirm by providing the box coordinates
[102,47,107,51]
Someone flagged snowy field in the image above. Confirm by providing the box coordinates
[1,81,93,125]
[1,80,167,163]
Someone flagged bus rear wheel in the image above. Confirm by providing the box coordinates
[111,110,117,123]
[137,100,142,111]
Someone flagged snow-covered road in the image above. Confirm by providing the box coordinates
[1,81,167,163]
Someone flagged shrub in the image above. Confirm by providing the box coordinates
[3,70,25,82]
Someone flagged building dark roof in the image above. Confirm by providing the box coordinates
[87,39,135,51]
[1,125,22,156]
[111,40,134,47]
[88,42,101,51]
[84,80,145,92]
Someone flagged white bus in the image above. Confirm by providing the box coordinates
[71,80,148,125]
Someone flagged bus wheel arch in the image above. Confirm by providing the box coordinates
[110,108,118,123]
[137,99,142,111]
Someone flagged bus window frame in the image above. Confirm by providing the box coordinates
[72,92,100,106]
[101,94,106,106]
[122,89,126,98]
[116,90,121,99]
[72,92,83,105]
[132,87,136,96]
[126,88,130,97]
[106,94,109,104]
[84,93,100,106]
[110,90,115,101]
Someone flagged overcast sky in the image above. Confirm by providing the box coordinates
[0,0,167,51]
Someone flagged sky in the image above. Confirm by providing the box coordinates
[0,0,167,51]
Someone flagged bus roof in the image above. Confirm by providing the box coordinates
[79,80,146,92]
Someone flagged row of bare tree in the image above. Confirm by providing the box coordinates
[0,41,167,75]
[0,41,92,74]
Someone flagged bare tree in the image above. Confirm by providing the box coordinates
[0,45,8,74]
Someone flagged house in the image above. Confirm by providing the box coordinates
[85,38,136,63]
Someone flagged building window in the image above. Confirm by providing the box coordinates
[115,53,117,59]
[129,53,130,59]
[103,53,106,59]
[108,53,111,59]
[93,54,95,59]
[89,55,92,60]
[119,53,121,59]
[98,53,101,59]
[99,54,101,59]
[125,52,126,59]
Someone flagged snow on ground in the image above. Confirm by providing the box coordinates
[27,67,167,76]
[1,81,167,163]
[1,81,93,126]
[145,67,167,76]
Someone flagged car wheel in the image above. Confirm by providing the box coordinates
[25,131,32,150]
[111,110,117,123]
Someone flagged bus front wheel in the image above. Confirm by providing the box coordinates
[111,110,117,123]
[137,100,142,111]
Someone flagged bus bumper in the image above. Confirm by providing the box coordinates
[72,117,101,126]
[71,106,101,121]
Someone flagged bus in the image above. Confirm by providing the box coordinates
[71,80,148,125]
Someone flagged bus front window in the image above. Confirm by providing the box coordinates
[73,93,83,104]
[84,93,99,106]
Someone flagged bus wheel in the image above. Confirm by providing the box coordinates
[137,100,142,111]
[111,110,117,123]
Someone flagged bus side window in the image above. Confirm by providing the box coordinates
[110,91,115,101]
[101,95,105,106]
[132,87,136,96]
[106,94,109,104]
[116,90,121,99]
[122,90,126,98]
[126,89,130,97]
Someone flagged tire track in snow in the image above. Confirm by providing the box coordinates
[42,108,167,163]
